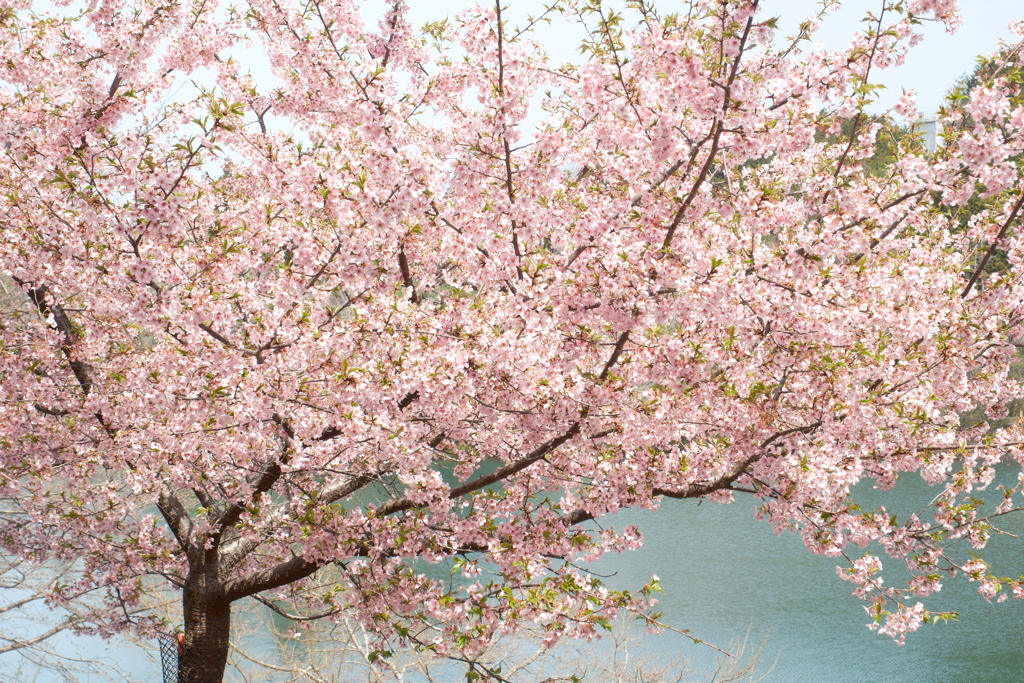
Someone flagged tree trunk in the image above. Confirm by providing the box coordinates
[179,567,231,683]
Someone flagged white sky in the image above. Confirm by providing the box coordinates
[393,0,1022,115]
[775,0,1023,113]
[33,1,1020,125]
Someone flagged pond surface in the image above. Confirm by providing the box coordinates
[591,471,1024,683]
[9,471,1024,682]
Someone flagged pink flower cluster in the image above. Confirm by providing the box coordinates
[0,0,1022,657]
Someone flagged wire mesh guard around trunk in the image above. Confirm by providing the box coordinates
[157,632,180,683]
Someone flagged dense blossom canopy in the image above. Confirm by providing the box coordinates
[1,0,1024,677]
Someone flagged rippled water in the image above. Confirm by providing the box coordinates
[592,472,1024,683]
[10,470,1024,682]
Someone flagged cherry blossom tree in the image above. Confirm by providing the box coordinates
[2,0,1024,681]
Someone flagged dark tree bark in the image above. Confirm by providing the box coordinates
[179,565,231,683]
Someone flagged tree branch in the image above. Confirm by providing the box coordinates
[397,247,419,304]
[157,485,196,563]
[212,414,295,550]
[961,192,1024,298]
[374,424,581,517]
[0,616,85,655]
[662,4,757,249]
[17,281,94,394]
[222,554,322,603]
[598,330,630,381]
[218,473,375,575]
[562,421,823,525]
[655,421,822,499]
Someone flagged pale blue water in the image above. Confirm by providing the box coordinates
[7,471,1024,681]
[592,472,1024,683]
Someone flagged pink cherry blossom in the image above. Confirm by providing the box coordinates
[1,1,1024,681]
